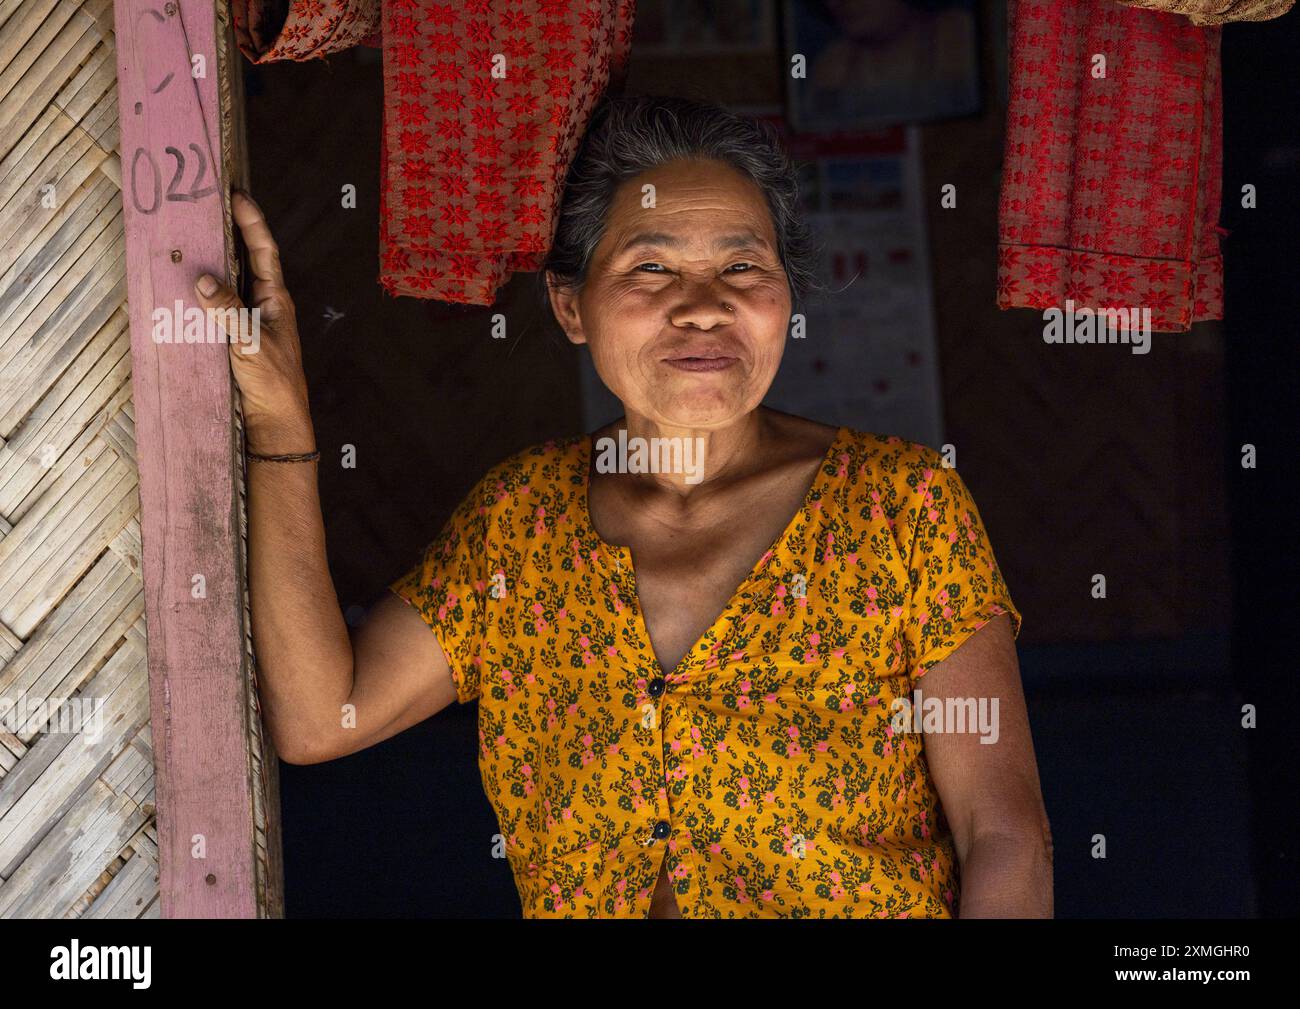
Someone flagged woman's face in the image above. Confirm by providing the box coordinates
[548,157,792,431]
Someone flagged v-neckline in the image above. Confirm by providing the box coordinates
[574,424,849,682]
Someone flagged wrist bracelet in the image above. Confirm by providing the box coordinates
[246,449,320,463]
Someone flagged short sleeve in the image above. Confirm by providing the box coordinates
[897,447,1022,678]
[389,481,492,705]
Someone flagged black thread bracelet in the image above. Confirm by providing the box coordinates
[246,449,320,463]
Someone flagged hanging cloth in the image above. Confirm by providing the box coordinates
[997,0,1225,332]
[233,0,381,62]
[233,0,635,305]
[1111,0,1293,24]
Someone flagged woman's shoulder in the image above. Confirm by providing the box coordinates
[834,426,949,481]
[766,411,943,478]
[459,433,590,516]
[827,427,975,524]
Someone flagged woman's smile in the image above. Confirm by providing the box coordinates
[662,354,740,372]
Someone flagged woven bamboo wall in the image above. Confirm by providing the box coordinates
[0,0,158,918]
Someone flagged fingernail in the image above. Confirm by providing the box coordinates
[196,274,219,296]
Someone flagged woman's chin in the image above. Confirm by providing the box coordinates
[643,396,762,431]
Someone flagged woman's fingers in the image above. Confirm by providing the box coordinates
[194,271,268,363]
[194,193,311,427]
[231,190,290,311]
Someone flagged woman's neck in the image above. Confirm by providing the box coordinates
[597,408,774,502]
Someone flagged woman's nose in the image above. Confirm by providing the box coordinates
[668,283,736,329]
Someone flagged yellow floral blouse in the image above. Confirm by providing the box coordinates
[390,426,1021,918]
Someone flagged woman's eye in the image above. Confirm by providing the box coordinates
[633,261,755,276]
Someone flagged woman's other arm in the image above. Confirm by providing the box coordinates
[918,614,1054,917]
[196,192,457,765]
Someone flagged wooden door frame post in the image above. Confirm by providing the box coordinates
[113,0,281,917]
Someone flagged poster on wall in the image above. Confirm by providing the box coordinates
[764,125,945,447]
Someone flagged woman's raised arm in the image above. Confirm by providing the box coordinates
[194,191,457,765]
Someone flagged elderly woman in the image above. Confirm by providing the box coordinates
[196,96,1052,919]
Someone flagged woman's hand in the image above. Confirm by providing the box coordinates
[194,190,315,455]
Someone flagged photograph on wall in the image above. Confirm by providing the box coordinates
[784,0,981,130]
[632,0,777,55]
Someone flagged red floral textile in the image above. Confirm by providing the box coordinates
[997,0,1225,332]
[234,0,636,305]
[233,0,380,62]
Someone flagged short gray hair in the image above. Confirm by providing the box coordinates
[540,95,823,316]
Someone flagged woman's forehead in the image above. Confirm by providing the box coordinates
[600,159,777,251]
[612,157,765,206]
[605,227,776,260]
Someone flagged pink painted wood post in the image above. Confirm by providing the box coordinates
[114,0,278,917]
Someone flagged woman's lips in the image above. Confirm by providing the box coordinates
[663,356,739,372]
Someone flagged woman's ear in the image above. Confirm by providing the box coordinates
[545,271,587,346]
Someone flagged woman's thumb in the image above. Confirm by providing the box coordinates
[194,273,252,349]
[195,272,235,303]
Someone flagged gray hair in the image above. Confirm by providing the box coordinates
[539,95,823,317]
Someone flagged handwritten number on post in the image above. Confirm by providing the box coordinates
[183,142,217,201]
[131,143,218,214]
[128,7,220,215]
[164,147,185,203]
[130,146,161,214]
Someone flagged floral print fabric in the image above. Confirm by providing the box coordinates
[233,0,380,63]
[390,427,1022,918]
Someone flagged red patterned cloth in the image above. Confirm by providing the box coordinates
[997,0,1225,332]
[233,0,380,62]
[234,0,635,305]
